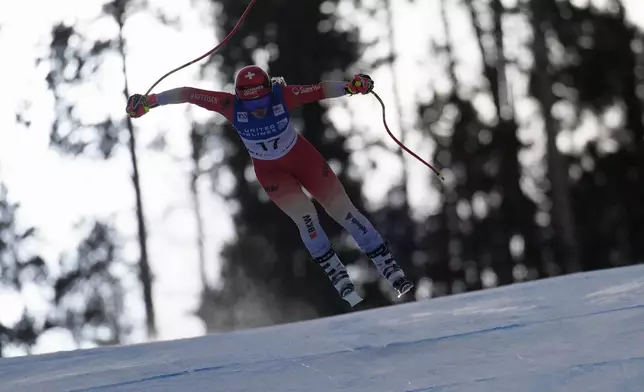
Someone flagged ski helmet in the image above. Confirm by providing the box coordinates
[234,65,271,100]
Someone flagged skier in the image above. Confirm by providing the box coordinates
[126,65,414,307]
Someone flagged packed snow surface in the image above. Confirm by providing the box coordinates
[1,265,643,391]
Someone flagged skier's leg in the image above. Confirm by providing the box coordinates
[323,187,412,294]
[289,137,413,295]
[253,158,362,305]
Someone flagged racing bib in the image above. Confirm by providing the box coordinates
[232,86,297,160]
[237,116,297,160]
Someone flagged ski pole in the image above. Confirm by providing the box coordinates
[134,0,259,109]
[370,90,444,180]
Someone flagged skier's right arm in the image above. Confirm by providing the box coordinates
[126,87,235,121]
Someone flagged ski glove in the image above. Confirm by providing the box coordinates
[126,94,158,118]
[346,73,374,95]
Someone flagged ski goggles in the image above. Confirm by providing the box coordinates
[241,95,271,112]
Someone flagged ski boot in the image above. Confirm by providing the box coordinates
[313,249,363,307]
[392,276,414,298]
[366,243,414,298]
[338,282,363,307]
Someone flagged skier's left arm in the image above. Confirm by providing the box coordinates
[283,73,374,110]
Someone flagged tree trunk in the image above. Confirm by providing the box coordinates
[380,0,416,280]
[190,128,209,290]
[117,20,156,338]
[529,1,580,273]
[383,0,410,210]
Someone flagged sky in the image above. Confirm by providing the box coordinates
[0,0,643,357]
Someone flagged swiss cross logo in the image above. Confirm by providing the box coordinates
[245,71,255,79]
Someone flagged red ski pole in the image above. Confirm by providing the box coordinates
[370,91,444,180]
[135,0,259,108]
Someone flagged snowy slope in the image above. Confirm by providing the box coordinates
[1,266,644,392]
